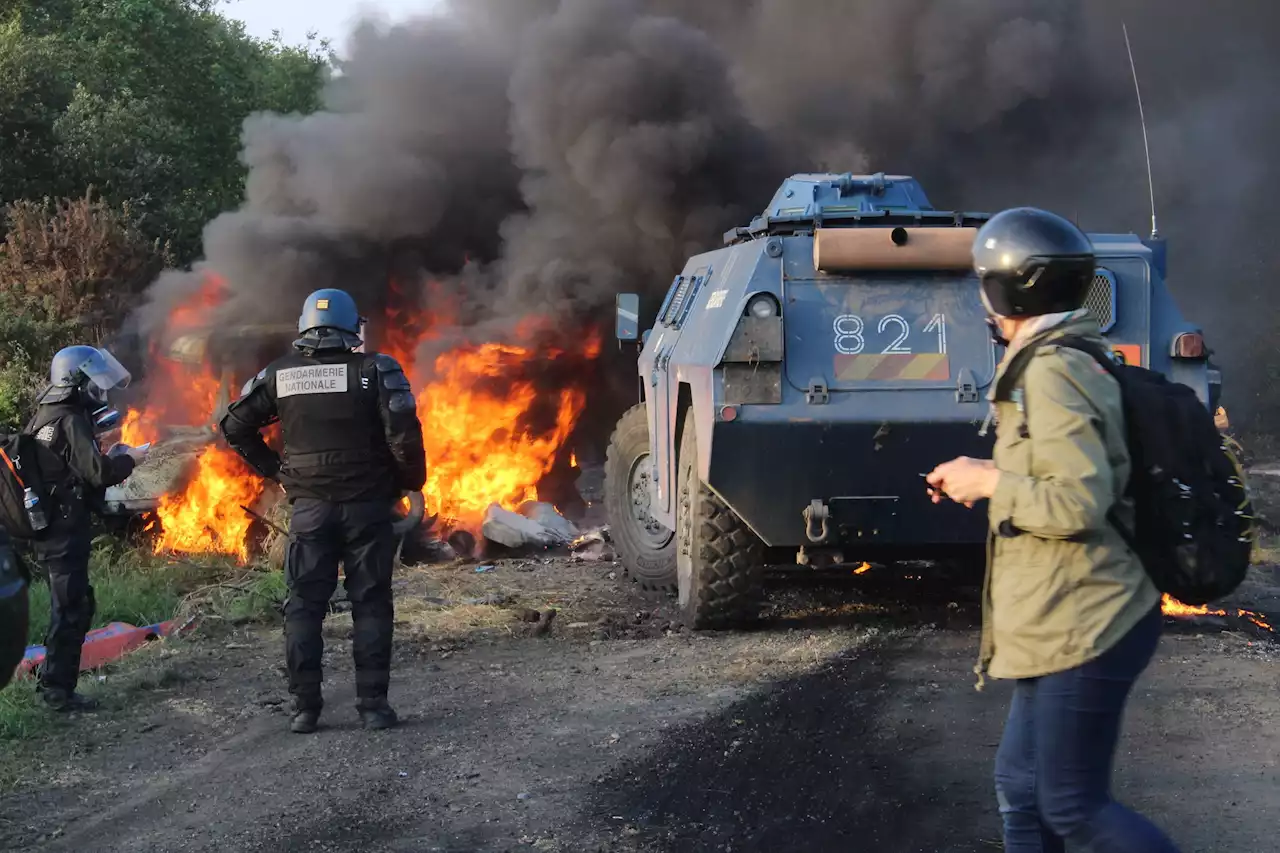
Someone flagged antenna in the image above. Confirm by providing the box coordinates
[1123,22,1159,239]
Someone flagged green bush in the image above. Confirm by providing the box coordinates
[0,191,173,428]
[0,355,46,432]
[24,542,195,645]
[1,1,332,263]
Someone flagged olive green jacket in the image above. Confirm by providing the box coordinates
[977,315,1160,686]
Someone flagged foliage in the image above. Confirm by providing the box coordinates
[1,191,173,337]
[0,191,174,427]
[0,541,283,744]
[0,0,332,263]
[181,567,286,625]
[23,541,197,645]
[0,357,47,432]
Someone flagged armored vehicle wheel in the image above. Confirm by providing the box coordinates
[605,404,676,590]
[676,418,764,629]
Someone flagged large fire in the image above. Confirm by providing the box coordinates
[414,338,599,525]
[121,277,269,561]
[154,446,264,562]
[118,276,601,562]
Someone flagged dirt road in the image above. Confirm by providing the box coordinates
[1,559,1276,853]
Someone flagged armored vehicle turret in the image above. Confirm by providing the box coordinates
[604,172,1220,629]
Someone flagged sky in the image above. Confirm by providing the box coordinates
[223,0,440,49]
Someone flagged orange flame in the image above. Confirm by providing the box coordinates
[415,334,601,526]
[1160,594,1273,632]
[119,276,269,562]
[120,407,151,447]
[122,271,603,561]
[153,445,265,562]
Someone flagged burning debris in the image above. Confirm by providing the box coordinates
[481,502,580,552]
[481,505,563,551]
[1161,594,1274,633]
[111,265,601,563]
[570,527,613,562]
[152,446,267,562]
[390,324,602,532]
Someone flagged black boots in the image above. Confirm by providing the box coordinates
[290,708,320,734]
[40,687,99,713]
[357,698,398,730]
[288,697,397,732]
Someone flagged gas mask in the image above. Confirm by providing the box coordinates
[92,405,122,433]
[85,383,109,407]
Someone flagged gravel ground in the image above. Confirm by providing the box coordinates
[0,556,1276,853]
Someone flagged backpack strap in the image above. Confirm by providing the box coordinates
[992,344,1038,403]
[994,334,1118,403]
[1051,335,1121,380]
[992,333,1140,549]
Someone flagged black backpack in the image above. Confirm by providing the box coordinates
[996,335,1253,606]
[0,432,55,540]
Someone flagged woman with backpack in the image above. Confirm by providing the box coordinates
[925,207,1180,852]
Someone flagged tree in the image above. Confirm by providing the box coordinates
[0,191,173,428]
[0,0,332,262]
[0,0,330,425]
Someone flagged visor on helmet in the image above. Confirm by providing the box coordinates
[77,348,132,392]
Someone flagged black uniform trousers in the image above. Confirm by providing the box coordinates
[34,512,95,693]
[284,497,396,709]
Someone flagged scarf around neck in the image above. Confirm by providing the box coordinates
[1001,308,1090,365]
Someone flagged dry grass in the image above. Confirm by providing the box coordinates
[397,601,517,638]
[393,566,539,640]
[378,559,627,643]
[176,568,287,625]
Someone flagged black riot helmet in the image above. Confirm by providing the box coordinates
[972,207,1095,318]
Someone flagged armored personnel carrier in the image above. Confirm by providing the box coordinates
[605,172,1221,629]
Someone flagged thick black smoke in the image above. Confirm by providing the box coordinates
[135,0,1280,438]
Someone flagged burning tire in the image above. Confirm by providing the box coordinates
[605,404,676,589]
[675,415,764,629]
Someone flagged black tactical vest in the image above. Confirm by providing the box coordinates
[25,404,79,490]
[271,351,398,502]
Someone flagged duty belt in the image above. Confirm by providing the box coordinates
[282,448,378,469]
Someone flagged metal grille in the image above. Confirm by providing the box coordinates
[662,276,693,325]
[672,276,703,328]
[1084,269,1116,333]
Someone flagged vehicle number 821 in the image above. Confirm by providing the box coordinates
[833,313,948,355]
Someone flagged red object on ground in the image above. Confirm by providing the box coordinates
[18,620,178,678]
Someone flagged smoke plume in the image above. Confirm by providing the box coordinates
[134,0,1280,437]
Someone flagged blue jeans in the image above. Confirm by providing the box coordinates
[994,606,1181,852]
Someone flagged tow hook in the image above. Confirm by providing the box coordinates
[803,499,830,544]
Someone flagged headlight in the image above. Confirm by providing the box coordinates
[746,293,780,319]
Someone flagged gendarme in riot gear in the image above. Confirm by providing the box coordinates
[220,288,426,734]
[27,345,141,711]
[972,207,1095,320]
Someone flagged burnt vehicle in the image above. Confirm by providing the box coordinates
[604,172,1221,628]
